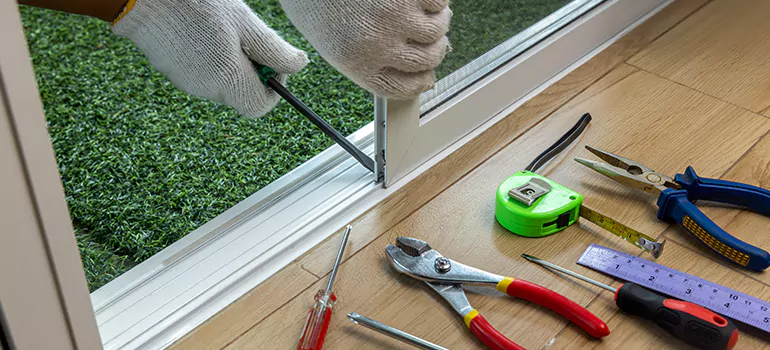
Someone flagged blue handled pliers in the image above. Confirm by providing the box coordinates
[575,146,770,271]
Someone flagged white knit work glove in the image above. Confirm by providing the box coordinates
[111,0,308,118]
[279,0,451,99]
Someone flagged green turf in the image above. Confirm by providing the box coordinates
[20,0,568,291]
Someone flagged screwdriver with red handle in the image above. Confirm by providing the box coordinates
[297,225,352,350]
[522,254,739,350]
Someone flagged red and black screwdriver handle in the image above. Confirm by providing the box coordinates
[614,283,739,350]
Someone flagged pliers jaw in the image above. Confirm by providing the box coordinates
[424,283,475,318]
[385,237,502,286]
[385,237,498,318]
[575,146,680,196]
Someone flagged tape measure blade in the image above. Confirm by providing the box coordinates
[578,244,770,332]
[578,206,657,251]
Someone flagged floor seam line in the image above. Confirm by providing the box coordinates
[718,130,770,179]
[299,265,322,280]
[567,63,641,105]
[221,281,321,349]
[625,0,713,64]
[627,64,770,118]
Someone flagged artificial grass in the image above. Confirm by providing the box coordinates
[21,0,568,291]
[437,0,570,79]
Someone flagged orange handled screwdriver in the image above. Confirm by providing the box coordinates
[297,225,352,350]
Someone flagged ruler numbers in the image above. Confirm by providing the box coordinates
[578,244,770,332]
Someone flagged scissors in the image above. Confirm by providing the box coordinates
[576,146,770,271]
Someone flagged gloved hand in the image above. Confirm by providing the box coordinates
[111,0,308,118]
[279,0,451,99]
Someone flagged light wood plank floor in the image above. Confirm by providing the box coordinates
[628,0,770,113]
[173,0,770,348]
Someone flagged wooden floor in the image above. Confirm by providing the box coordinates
[173,0,770,348]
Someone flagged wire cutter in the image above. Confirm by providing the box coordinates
[575,146,770,271]
[386,237,610,350]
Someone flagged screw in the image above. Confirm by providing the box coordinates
[521,188,536,196]
[434,257,451,273]
[646,173,662,183]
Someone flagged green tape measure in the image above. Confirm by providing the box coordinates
[495,171,664,257]
[495,171,583,237]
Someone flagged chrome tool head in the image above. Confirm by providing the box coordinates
[575,146,680,196]
[385,237,501,285]
[395,236,432,257]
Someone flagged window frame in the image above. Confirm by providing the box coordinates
[380,0,669,186]
[2,0,673,348]
[0,0,101,347]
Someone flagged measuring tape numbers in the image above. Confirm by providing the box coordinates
[578,206,663,258]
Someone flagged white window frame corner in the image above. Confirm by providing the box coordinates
[379,0,670,187]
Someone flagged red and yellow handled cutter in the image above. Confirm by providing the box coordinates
[386,237,610,350]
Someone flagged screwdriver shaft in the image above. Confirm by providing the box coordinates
[521,254,616,292]
[265,78,375,173]
[326,225,352,293]
[347,313,447,350]
[251,61,375,173]
[297,226,352,350]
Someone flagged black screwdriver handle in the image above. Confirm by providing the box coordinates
[614,283,739,350]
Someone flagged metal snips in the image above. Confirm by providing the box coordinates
[386,237,610,350]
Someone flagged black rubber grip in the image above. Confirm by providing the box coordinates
[615,283,738,350]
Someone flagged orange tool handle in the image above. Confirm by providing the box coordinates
[497,277,610,338]
[297,291,336,350]
[465,310,524,350]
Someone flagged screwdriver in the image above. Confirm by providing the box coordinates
[252,63,375,173]
[521,254,739,350]
[347,312,448,350]
[297,225,352,350]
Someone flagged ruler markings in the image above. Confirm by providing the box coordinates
[578,244,770,332]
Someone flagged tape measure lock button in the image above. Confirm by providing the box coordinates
[495,171,583,237]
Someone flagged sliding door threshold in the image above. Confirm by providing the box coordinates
[90,124,381,349]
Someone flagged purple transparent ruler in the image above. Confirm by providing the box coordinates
[578,243,770,332]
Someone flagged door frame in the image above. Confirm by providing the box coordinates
[0,0,101,347]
